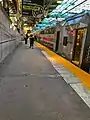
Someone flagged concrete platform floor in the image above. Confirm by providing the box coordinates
[0,44,90,120]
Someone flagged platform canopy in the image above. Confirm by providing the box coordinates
[33,0,90,31]
[50,0,90,21]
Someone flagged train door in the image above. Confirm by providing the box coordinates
[72,28,86,65]
[55,31,60,52]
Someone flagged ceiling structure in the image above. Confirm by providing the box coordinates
[49,0,90,22]
[22,0,62,26]
[22,0,60,14]
[0,0,62,30]
[9,0,17,16]
[44,0,63,13]
[0,0,17,16]
[33,0,90,32]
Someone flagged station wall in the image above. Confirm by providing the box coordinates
[0,7,22,63]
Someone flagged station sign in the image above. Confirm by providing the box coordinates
[22,0,43,17]
[23,5,40,11]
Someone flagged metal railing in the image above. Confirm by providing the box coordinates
[0,38,16,44]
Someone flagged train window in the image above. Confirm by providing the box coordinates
[63,36,68,46]
[40,27,55,34]
[40,31,44,34]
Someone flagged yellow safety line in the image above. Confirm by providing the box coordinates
[36,42,90,89]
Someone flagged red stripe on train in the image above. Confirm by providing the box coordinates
[42,37,52,41]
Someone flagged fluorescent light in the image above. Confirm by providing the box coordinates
[57,0,62,4]
[24,23,27,26]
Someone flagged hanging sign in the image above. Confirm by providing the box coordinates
[22,0,43,17]
[23,5,40,11]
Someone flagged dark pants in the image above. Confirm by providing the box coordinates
[30,41,34,48]
[25,39,27,44]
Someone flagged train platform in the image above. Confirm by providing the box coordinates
[0,42,90,120]
[36,42,90,107]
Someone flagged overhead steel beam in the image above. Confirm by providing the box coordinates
[12,0,17,10]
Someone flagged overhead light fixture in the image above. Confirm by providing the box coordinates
[24,23,27,26]
[57,0,62,4]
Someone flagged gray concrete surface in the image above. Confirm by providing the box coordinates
[0,44,90,120]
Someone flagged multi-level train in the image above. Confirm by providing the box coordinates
[36,22,90,73]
